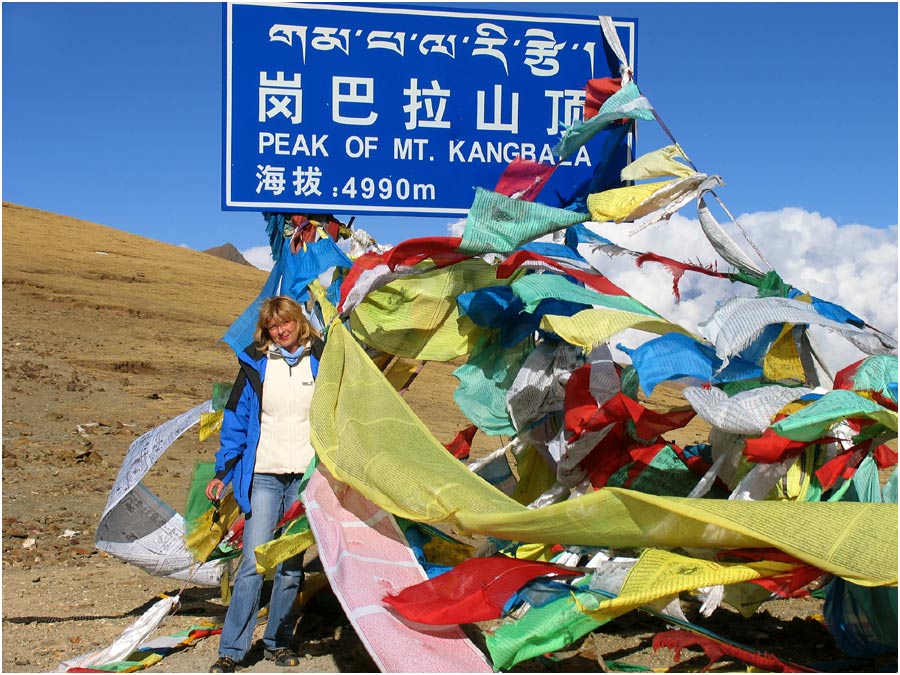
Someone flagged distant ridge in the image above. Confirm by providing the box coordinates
[203,242,253,267]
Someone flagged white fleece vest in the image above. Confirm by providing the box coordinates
[254,354,315,474]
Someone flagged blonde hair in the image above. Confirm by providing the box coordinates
[253,296,319,354]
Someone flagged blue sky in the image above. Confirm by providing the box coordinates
[3,1,898,256]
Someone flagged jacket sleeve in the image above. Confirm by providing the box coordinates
[214,369,251,484]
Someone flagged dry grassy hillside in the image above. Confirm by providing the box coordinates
[3,203,266,511]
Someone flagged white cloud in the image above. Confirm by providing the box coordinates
[582,208,898,375]
[447,217,467,237]
[242,245,275,271]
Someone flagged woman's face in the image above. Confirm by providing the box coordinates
[266,315,302,353]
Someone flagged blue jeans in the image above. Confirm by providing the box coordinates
[218,473,304,660]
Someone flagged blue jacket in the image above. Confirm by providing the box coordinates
[214,338,324,514]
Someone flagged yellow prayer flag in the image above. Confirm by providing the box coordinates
[540,308,696,350]
[349,259,508,360]
[620,145,696,181]
[199,410,223,442]
[308,279,338,326]
[309,322,897,587]
[763,324,806,382]
[587,181,672,222]
[255,529,316,575]
[576,548,814,621]
[183,493,241,563]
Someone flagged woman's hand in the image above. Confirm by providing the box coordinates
[206,478,226,501]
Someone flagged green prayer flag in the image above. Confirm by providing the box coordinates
[460,188,589,254]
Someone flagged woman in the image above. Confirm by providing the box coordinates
[206,296,324,673]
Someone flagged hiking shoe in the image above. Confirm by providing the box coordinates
[264,647,301,667]
[209,656,237,672]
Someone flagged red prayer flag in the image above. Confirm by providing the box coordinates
[444,424,479,460]
[579,425,640,488]
[337,236,467,311]
[383,556,579,625]
[832,359,897,410]
[325,217,342,241]
[717,549,824,598]
[274,500,306,530]
[497,249,631,296]
[493,157,558,202]
[584,77,622,119]
[564,369,695,488]
[815,444,868,491]
[833,359,865,392]
[742,428,809,464]
[580,392,696,440]
[653,630,817,672]
[289,215,314,254]
[636,252,727,302]
[564,364,603,436]
[873,443,899,468]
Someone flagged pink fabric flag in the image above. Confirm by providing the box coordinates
[304,468,493,673]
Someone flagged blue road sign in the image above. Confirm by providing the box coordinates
[224,2,637,216]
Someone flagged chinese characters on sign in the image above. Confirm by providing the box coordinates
[224,2,637,215]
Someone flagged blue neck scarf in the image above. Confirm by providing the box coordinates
[278,345,303,366]
[270,344,306,367]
